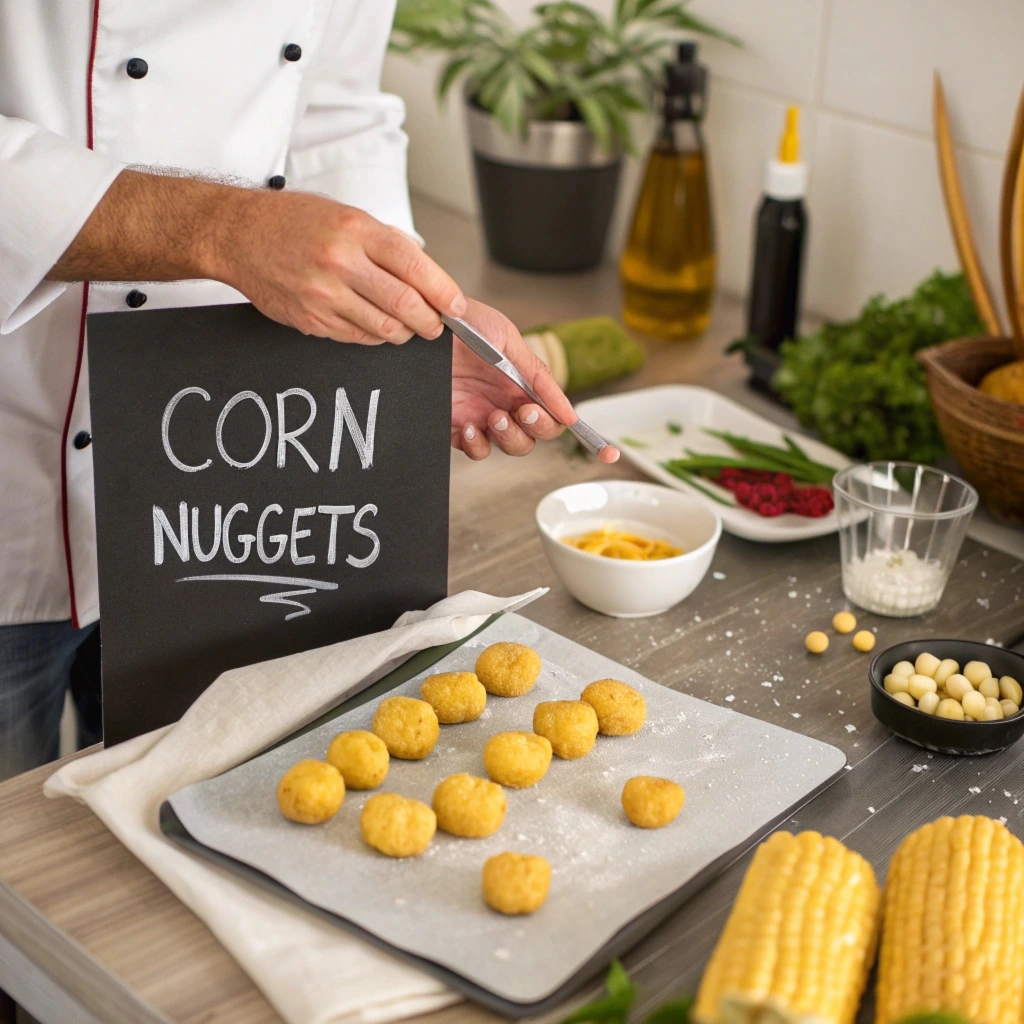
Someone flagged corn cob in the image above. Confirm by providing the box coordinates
[695,831,881,1024]
[876,815,1024,1024]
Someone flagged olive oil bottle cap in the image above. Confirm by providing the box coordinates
[764,106,808,200]
[664,41,707,121]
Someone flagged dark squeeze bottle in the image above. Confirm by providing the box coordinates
[746,106,807,352]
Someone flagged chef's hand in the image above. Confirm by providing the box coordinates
[214,189,466,344]
[49,171,466,345]
[451,299,619,463]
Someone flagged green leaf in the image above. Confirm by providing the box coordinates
[560,961,637,1024]
[437,55,474,99]
[643,996,693,1024]
[575,93,612,150]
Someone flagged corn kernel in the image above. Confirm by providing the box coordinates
[961,690,986,719]
[914,652,940,677]
[979,678,1001,699]
[884,674,910,695]
[917,692,940,715]
[891,691,915,707]
[933,658,960,685]
[999,675,1022,705]
[945,674,973,701]
[999,699,1018,718]
[963,661,992,686]
[936,698,965,720]
[982,703,1004,721]
[908,675,937,701]
[891,660,915,678]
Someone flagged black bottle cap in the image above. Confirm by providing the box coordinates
[664,41,707,121]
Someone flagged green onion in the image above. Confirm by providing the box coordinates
[660,463,735,506]
[621,436,650,448]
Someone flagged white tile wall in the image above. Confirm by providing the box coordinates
[382,0,1017,322]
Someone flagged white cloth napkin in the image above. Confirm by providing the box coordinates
[45,588,546,1024]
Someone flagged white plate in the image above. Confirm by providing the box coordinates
[577,385,852,543]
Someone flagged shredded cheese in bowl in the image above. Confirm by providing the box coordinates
[562,526,683,561]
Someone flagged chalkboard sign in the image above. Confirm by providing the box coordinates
[88,303,451,746]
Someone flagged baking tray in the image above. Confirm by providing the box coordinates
[161,613,847,1017]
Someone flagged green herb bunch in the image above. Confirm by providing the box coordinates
[389,0,738,154]
[773,271,984,465]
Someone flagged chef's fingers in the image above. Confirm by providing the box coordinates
[331,291,415,345]
[350,259,445,340]
[598,444,621,464]
[367,227,466,319]
[489,410,536,456]
[514,404,564,441]
[459,422,491,460]
[296,311,386,346]
[500,330,576,426]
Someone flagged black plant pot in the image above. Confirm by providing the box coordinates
[466,103,622,273]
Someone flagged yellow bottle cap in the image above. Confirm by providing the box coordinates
[777,106,800,164]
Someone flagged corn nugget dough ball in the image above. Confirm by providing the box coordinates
[420,672,487,724]
[832,611,857,634]
[475,642,542,697]
[933,659,960,685]
[482,852,551,915]
[326,730,389,790]
[432,773,506,838]
[917,691,941,715]
[621,776,685,829]
[913,652,941,678]
[372,696,439,760]
[852,630,876,653]
[891,691,915,707]
[1000,699,1019,717]
[277,760,345,824]
[581,679,647,736]
[533,700,599,759]
[805,631,828,654]
[891,660,915,679]
[360,793,436,857]
[484,731,552,788]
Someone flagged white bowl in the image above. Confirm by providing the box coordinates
[535,480,722,618]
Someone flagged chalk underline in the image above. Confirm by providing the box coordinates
[175,574,339,591]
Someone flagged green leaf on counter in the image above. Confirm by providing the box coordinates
[643,996,693,1024]
[666,421,682,434]
[562,960,638,1024]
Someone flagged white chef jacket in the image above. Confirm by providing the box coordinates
[0,0,418,628]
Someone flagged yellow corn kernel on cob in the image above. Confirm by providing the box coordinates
[876,815,1024,1024]
[695,831,881,1024]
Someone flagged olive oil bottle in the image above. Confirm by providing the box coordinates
[620,43,715,339]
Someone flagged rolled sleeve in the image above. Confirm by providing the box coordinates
[0,115,123,335]
[285,0,421,243]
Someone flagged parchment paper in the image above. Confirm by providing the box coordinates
[169,614,845,1004]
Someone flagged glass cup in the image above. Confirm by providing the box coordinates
[833,462,978,617]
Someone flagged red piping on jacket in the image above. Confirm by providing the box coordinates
[60,0,102,629]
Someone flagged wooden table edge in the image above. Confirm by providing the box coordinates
[0,878,170,1024]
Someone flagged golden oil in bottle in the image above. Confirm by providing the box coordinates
[620,43,715,339]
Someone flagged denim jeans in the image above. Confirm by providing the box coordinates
[0,620,101,780]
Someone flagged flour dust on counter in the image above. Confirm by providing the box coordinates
[88,304,452,744]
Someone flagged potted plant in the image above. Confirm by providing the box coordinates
[390,0,737,272]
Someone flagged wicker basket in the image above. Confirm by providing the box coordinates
[917,336,1024,524]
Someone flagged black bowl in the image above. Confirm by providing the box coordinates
[870,639,1024,755]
